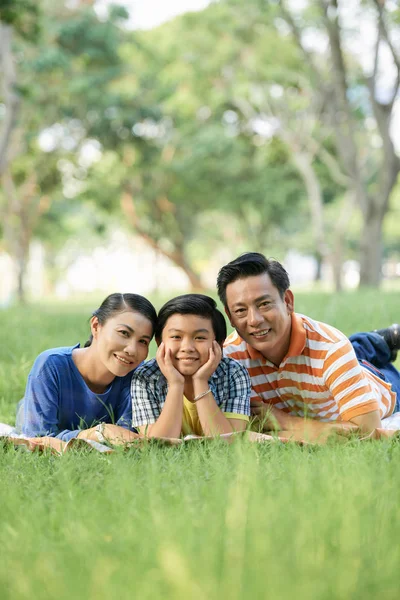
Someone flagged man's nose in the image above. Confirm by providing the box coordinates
[248,307,264,327]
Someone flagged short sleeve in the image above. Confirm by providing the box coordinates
[220,360,251,417]
[323,338,380,421]
[131,371,162,428]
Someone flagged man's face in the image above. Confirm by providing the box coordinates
[225,273,294,365]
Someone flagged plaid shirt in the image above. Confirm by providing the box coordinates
[131,357,251,428]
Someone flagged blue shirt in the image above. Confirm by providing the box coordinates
[16,345,134,441]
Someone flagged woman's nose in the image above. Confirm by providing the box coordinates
[124,339,137,355]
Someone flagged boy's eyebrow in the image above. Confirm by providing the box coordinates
[167,328,211,334]
[118,324,151,339]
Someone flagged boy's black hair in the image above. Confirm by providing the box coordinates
[155,294,227,345]
[217,252,290,306]
[85,293,157,347]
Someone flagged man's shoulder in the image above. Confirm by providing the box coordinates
[298,314,348,345]
[223,331,249,357]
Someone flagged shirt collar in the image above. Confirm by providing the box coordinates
[246,312,306,362]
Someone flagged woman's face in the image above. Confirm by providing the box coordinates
[92,310,153,377]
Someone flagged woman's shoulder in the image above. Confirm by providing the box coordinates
[30,344,80,376]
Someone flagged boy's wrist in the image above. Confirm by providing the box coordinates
[193,379,210,395]
[167,381,185,391]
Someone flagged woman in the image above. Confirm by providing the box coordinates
[16,293,157,446]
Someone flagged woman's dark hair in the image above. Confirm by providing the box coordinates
[217,252,290,306]
[155,294,227,345]
[85,293,157,347]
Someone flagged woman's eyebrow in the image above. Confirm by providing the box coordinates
[118,324,151,340]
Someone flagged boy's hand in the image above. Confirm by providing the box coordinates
[156,342,184,385]
[193,341,222,383]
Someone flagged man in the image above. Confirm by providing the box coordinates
[217,252,400,439]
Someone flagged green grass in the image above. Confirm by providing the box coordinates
[0,289,399,599]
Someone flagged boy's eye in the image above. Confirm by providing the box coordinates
[235,308,246,315]
[170,335,181,340]
[195,336,207,340]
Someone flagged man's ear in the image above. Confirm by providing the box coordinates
[224,306,234,327]
[90,316,100,339]
[284,289,294,314]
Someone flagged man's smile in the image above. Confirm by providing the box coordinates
[251,328,271,339]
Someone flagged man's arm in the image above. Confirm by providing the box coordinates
[251,401,358,442]
[349,410,382,432]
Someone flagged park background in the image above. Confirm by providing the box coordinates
[1,0,400,305]
[1,2,400,600]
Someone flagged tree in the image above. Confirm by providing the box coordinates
[278,0,400,286]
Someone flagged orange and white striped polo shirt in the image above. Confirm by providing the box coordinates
[223,313,396,422]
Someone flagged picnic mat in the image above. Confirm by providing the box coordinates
[1,426,399,455]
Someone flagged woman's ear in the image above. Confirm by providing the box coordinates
[90,316,101,339]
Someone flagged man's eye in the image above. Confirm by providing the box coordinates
[260,302,271,309]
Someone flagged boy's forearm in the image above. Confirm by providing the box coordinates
[146,383,184,439]
[196,394,234,436]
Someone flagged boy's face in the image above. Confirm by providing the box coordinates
[161,314,215,376]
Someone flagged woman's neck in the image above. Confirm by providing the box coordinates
[72,347,115,393]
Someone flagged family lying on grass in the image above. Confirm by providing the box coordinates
[2,252,400,451]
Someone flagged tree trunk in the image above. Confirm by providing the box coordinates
[358,205,384,287]
[120,191,204,291]
[0,23,20,176]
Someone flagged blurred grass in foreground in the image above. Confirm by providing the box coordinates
[0,289,399,600]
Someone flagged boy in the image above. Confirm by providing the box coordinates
[131,294,251,438]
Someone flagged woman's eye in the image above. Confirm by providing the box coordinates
[195,337,206,340]
[119,330,129,337]
[140,340,149,346]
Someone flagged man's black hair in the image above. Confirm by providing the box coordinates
[155,294,227,345]
[217,252,290,307]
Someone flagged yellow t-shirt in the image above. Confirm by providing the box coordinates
[181,396,249,437]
